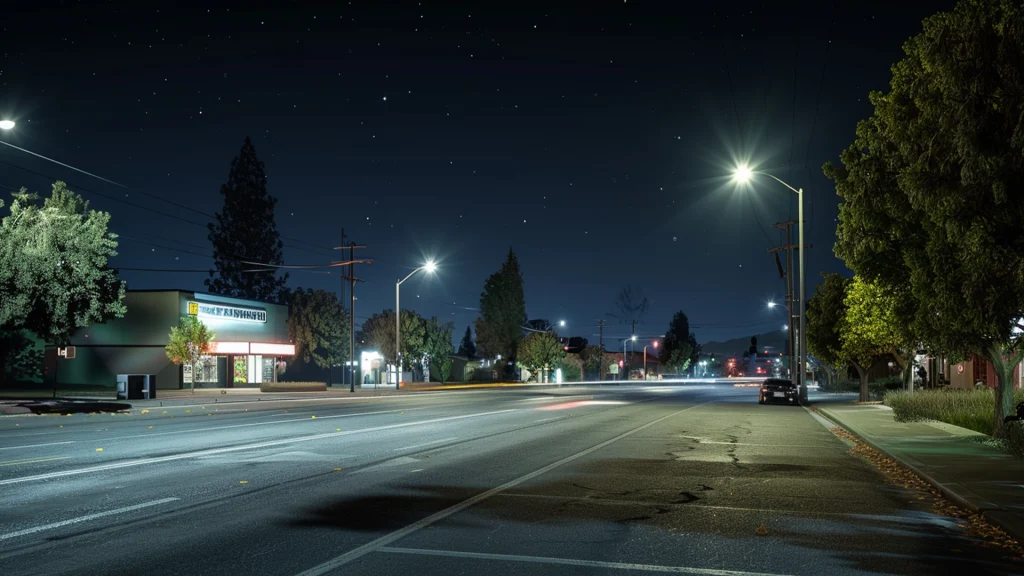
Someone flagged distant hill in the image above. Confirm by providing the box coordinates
[700,330,788,357]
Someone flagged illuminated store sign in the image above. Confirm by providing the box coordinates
[188,301,266,323]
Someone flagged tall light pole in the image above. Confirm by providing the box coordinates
[733,165,806,389]
[395,260,436,387]
[644,340,658,380]
[623,335,637,379]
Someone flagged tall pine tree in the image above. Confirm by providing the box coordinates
[475,248,527,366]
[206,137,289,303]
[457,326,476,359]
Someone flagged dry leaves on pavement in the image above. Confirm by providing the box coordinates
[830,425,1024,559]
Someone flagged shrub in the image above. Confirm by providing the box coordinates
[259,381,326,392]
[884,388,1024,436]
[822,379,859,394]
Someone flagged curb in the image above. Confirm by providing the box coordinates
[813,405,1024,544]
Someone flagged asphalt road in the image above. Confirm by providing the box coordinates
[0,384,1019,575]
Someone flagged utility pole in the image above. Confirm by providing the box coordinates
[598,319,605,381]
[334,241,368,393]
[339,228,347,387]
[768,222,810,382]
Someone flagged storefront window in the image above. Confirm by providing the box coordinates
[234,357,248,384]
[262,357,275,383]
[199,356,218,383]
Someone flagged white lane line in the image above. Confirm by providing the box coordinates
[130,408,423,439]
[0,457,69,467]
[135,390,494,409]
[395,438,457,451]
[0,497,181,542]
[533,417,560,424]
[293,402,711,576]
[515,395,591,404]
[0,442,76,451]
[0,409,515,487]
[379,547,793,576]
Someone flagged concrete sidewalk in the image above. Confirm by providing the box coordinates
[816,400,1024,543]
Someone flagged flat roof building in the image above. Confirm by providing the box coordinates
[45,290,295,392]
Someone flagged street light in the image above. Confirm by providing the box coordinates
[0,120,14,131]
[767,301,776,309]
[558,320,566,327]
[623,335,637,380]
[733,164,806,390]
[643,340,658,380]
[395,260,437,387]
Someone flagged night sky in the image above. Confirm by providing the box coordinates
[0,1,951,346]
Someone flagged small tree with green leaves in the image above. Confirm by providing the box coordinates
[423,317,455,384]
[840,277,909,402]
[165,316,215,393]
[579,345,605,380]
[517,331,565,383]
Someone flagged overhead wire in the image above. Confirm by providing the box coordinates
[0,158,336,259]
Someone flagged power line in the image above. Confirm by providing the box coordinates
[0,159,335,258]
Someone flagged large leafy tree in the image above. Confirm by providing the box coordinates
[806,274,853,392]
[517,331,565,383]
[165,316,215,393]
[659,311,700,374]
[475,248,527,366]
[361,309,426,367]
[0,182,126,347]
[457,326,476,359]
[825,0,1024,434]
[206,137,289,303]
[287,288,349,371]
[423,317,455,384]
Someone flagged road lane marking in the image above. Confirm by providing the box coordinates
[378,547,794,576]
[129,408,424,439]
[0,498,181,542]
[533,417,560,424]
[0,409,515,486]
[395,438,457,451]
[293,402,711,576]
[0,442,75,451]
[0,457,69,467]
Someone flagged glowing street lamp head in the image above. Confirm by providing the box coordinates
[423,260,437,274]
[653,340,659,348]
[0,120,14,130]
[732,164,753,184]
[631,335,637,342]
[558,320,566,327]
[767,301,776,309]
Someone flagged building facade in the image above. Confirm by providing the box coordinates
[45,290,295,391]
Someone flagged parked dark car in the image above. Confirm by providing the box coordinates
[758,378,806,405]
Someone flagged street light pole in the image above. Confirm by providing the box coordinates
[395,261,437,388]
[643,340,658,380]
[733,166,806,390]
[798,184,806,391]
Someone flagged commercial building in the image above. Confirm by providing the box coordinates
[45,290,295,391]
